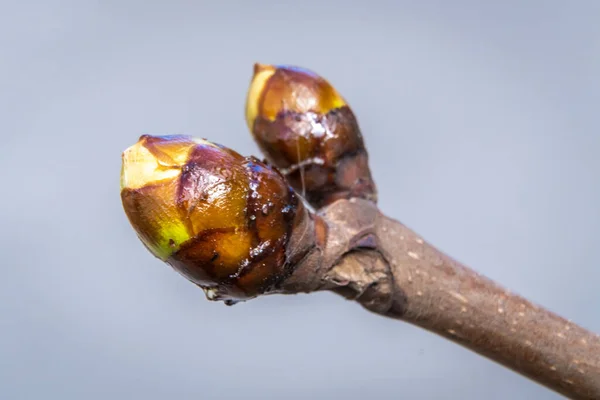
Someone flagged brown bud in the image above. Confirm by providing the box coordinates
[120,135,308,301]
[245,63,377,208]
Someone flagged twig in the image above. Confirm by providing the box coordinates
[280,198,600,400]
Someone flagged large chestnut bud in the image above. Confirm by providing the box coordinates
[120,135,308,302]
[245,63,377,209]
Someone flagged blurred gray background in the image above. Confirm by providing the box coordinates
[1,1,599,399]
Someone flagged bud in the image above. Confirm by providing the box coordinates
[245,63,377,208]
[120,135,307,301]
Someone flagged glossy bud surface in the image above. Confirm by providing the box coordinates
[246,63,377,208]
[120,135,306,300]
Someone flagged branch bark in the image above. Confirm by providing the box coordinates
[280,198,600,400]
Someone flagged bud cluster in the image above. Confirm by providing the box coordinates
[121,63,378,302]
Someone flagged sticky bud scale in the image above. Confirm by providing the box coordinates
[120,135,307,300]
[245,63,377,208]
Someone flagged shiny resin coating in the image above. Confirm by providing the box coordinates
[246,64,377,208]
[121,135,306,300]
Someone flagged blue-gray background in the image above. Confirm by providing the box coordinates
[1,1,599,399]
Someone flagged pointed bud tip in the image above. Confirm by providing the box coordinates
[120,135,203,260]
[245,63,347,129]
[120,134,198,191]
[246,64,277,130]
[253,62,272,75]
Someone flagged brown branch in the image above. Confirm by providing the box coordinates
[280,198,600,400]
[121,128,599,397]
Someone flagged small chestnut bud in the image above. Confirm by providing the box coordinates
[245,63,377,209]
[120,135,307,301]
